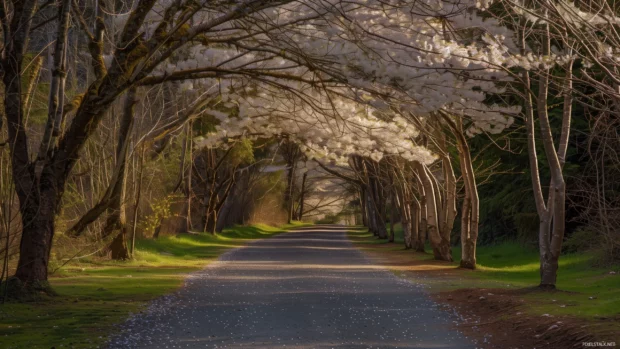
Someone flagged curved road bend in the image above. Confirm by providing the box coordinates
[109,225,476,349]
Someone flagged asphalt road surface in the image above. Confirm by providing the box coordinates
[108,225,476,348]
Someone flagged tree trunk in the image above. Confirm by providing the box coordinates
[398,188,412,249]
[282,142,300,224]
[441,116,480,269]
[131,145,145,254]
[388,190,396,242]
[285,162,296,224]
[366,189,378,236]
[538,215,556,287]
[186,123,193,231]
[369,179,388,239]
[363,161,388,240]
[102,88,136,260]
[14,184,57,286]
[104,203,130,259]
[439,134,457,244]
[402,210,412,249]
[204,210,217,235]
[297,172,307,221]
[359,188,368,227]
[414,162,451,261]
[459,192,473,268]
[202,181,217,235]
[213,171,236,233]
[418,184,428,250]
[4,0,55,288]
[109,227,130,260]
[216,186,237,233]
[461,158,479,268]
[411,197,425,252]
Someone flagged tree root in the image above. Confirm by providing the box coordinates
[1,277,57,302]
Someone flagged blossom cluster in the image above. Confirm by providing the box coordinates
[139,0,578,164]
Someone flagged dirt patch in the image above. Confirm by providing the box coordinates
[353,241,619,349]
[434,287,618,349]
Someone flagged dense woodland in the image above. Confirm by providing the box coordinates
[0,0,619,302]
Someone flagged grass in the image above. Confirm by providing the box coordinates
[349,225,620,319]
[0,223,305,349]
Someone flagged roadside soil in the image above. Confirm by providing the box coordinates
[353,241,620,349]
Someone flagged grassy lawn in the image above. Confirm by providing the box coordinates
[348,226,620,319]
[0,223,304,349]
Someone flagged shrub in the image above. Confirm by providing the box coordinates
[514,212,539,246]
[563,227,597,254]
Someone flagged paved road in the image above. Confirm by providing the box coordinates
[109,225,476,348]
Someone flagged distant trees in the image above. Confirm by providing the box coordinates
[279,140,303,224]
[191,138,254,234]
[339,114,481,266]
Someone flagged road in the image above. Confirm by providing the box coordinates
[108,225,476,348]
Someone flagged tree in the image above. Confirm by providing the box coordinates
[279,140,302,224]
[480,0,618,287]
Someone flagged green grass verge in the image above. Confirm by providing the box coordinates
[349,225,620,319]
[0,223,306,349]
